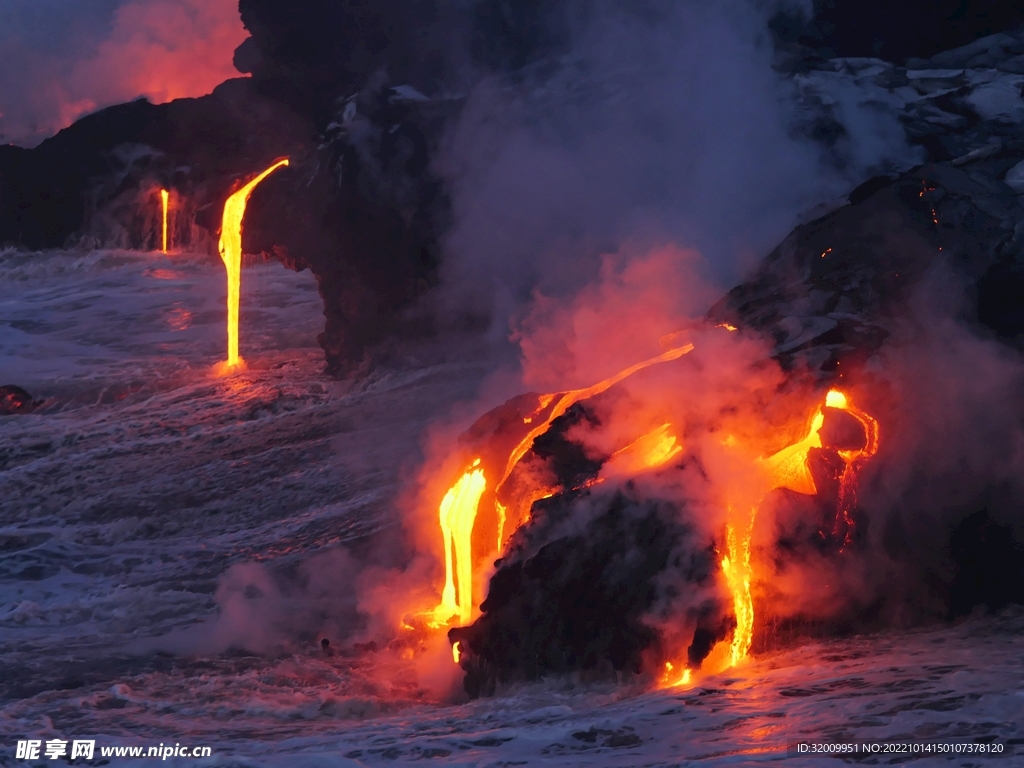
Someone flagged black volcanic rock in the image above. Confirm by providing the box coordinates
[772,2,1024,63]
[7,3,1024,377]
[0,385,37,415]
[709,161,1024,375]
[449,489,721,698]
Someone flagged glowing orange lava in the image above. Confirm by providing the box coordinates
[713,387,878,670]
[217,159,289,368]
[721,519,755,667]
[497,343,694,492]
[826,389,880,546]
[432,461,487,627]
[160,189,169,253]
[661,661,692,688]
[600,423,682,479]
[431,347,879,684]
[433,343,695,629]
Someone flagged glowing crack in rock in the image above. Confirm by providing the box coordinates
[217,159,289,368]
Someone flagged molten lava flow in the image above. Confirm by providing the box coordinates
[429,354,879,681]
[496,343,695,491]
[714,402,830,669]
[217,159,289,368]
[160,189,169,253]
[824,389,880,545]
[714,388,879,669]
[432,343,695,629]
[432,462,487,627]
[601,423,682,479]
[757,410,825,496]
[721,520,754,666]
[661,661,692,688]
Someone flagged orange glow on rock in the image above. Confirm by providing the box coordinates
[423,344,879,689]
[824,388,880,546]
[711,388,879,670]
[497,343,694,492]
[217,159,288,368]
[601,423,682,479]
[430,343,696,627]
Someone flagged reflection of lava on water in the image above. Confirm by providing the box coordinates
[393,322,881,696]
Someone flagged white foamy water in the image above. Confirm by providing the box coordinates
[0,249,1022,767]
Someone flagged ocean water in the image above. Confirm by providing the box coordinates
[0,249,1021,767]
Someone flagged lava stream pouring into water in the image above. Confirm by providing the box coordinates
[432,463,487,627]
[722,518,755,667]
[714,388,878,671]
[430,342,695,629]
[217,159,289,368]
[427,343,879,688]
[160,189,169,253]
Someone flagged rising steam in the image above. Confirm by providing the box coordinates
[0,0,247,145]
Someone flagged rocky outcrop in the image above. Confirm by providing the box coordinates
[709,160,1024,376]
[450,489,726,698]
[710,28,1024,375]
[0,385,37,415]
[5,7,1024,378]
[0,75,448,374]
[448,23,1024,697]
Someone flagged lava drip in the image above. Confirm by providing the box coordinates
[217,158,289,369]
[160,189,169,253]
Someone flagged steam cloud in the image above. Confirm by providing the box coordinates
[186,0,1021,677]
[0,0,247,146]
[437,0,916,336]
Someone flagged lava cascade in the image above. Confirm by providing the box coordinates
[422,332,879,686]
[217,159,289,368]
[677,387,879,681]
